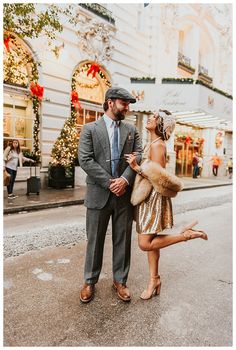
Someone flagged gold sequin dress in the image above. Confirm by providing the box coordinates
[136,142,173,235]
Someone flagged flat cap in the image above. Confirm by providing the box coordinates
[105,87,136,103]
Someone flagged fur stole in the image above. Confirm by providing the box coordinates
[131,160,184,206]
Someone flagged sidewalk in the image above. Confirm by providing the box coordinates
[3,176,232,214]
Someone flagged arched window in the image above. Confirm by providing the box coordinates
[3,34,35,153]
[72,61,111,138]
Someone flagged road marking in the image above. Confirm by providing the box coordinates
[57,258,70,264]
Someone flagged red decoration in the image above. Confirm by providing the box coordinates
[30,82,44,100]
[185,135,191,144]
[4,36,11,52]
[71,91,81,110]
[215,132,223,148]
[86,63,100,78]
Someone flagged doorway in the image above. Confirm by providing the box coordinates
[175,142,198,176]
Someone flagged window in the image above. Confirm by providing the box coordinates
[3,93,33,152]
[72,61,111,139]
[77,107,103,139]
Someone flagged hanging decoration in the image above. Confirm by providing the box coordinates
[77,81,99,89]
[86,62,101,78]
[215,131,223,148]
[4,35,11,52]
[185,135,191,145]
[71,90,81,111]
[30,82,44,100]
[30,62,42,163]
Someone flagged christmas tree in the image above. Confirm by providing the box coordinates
[49,114,78,168]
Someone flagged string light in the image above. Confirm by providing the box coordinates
[3,33,41,162]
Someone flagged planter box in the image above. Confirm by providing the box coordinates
[48,166,75,189]
[162,79,194,84]
[130,78,156,84]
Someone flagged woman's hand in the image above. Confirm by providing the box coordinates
[124,153,139,171]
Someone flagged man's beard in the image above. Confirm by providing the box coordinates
[114,110,125,120]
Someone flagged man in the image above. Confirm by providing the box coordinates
[78,87,142,303]
[227,157,233,179]
[192,152,199,178]
[211,153,221,176]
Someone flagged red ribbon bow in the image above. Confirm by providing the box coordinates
[86,63,100,78]
[71,91,81,110]
[30,82,44,100]
[4,37,11,52]
[185,136,191,144]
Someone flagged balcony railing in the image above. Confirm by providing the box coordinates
[178,52,195,74]
[79,3,115,24]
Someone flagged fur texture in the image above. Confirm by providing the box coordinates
[131,160,184,206]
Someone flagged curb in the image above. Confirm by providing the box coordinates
[4,199,84,215]
[3,183,232,215]
[182,183,232,191]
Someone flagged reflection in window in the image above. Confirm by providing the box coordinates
[3,95,33,152]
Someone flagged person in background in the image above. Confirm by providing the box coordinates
[226,157,233,179]
[192,152,199,178]
[211,153,221,177]
[197,154,203,177]
[3,139,35,199]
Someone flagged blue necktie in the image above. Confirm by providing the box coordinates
[112,121,119,177]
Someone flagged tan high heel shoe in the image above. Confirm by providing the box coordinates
[140,275,161,300]
[182,229,208,241]
[180,220,198,234]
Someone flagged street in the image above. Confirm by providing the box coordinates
[3,187,232,346]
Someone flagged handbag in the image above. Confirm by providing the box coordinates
[4,169,11,187]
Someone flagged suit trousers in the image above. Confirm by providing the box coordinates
[84,193,134,285]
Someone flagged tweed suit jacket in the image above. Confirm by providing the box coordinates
[78,116,142,209]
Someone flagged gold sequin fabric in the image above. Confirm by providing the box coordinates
[135,141,173,234]
[136,187,173,235]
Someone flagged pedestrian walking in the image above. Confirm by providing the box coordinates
[3,139,35,199]
[78,87,142,303]
[192,152,199,178]
[125,110,208,300]
[211,153,221,176]
[226,157,233,179]
[197,154,203,177]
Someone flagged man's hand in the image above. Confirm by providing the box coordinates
[109,177,128,196]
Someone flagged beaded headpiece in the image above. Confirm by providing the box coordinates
[155,109,176,140]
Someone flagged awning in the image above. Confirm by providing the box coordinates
[172,110,232,131]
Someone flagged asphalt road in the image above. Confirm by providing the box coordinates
[3,192,232,346]
[3,186,232,258]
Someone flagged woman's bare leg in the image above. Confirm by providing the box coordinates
[138,229,207,252]
[148,249,160,277]
[140,248,161,299]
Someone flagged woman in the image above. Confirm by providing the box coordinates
[125,110,208,300]
[3,139,35,199]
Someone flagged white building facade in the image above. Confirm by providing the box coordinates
[3,3,232,188]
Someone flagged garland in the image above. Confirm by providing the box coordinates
[162,77,233,99]
[30,62,42,162]
[3,33,42,162]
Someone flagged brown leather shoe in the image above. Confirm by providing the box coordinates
[113,281,131,302]
[79,283,95,303]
